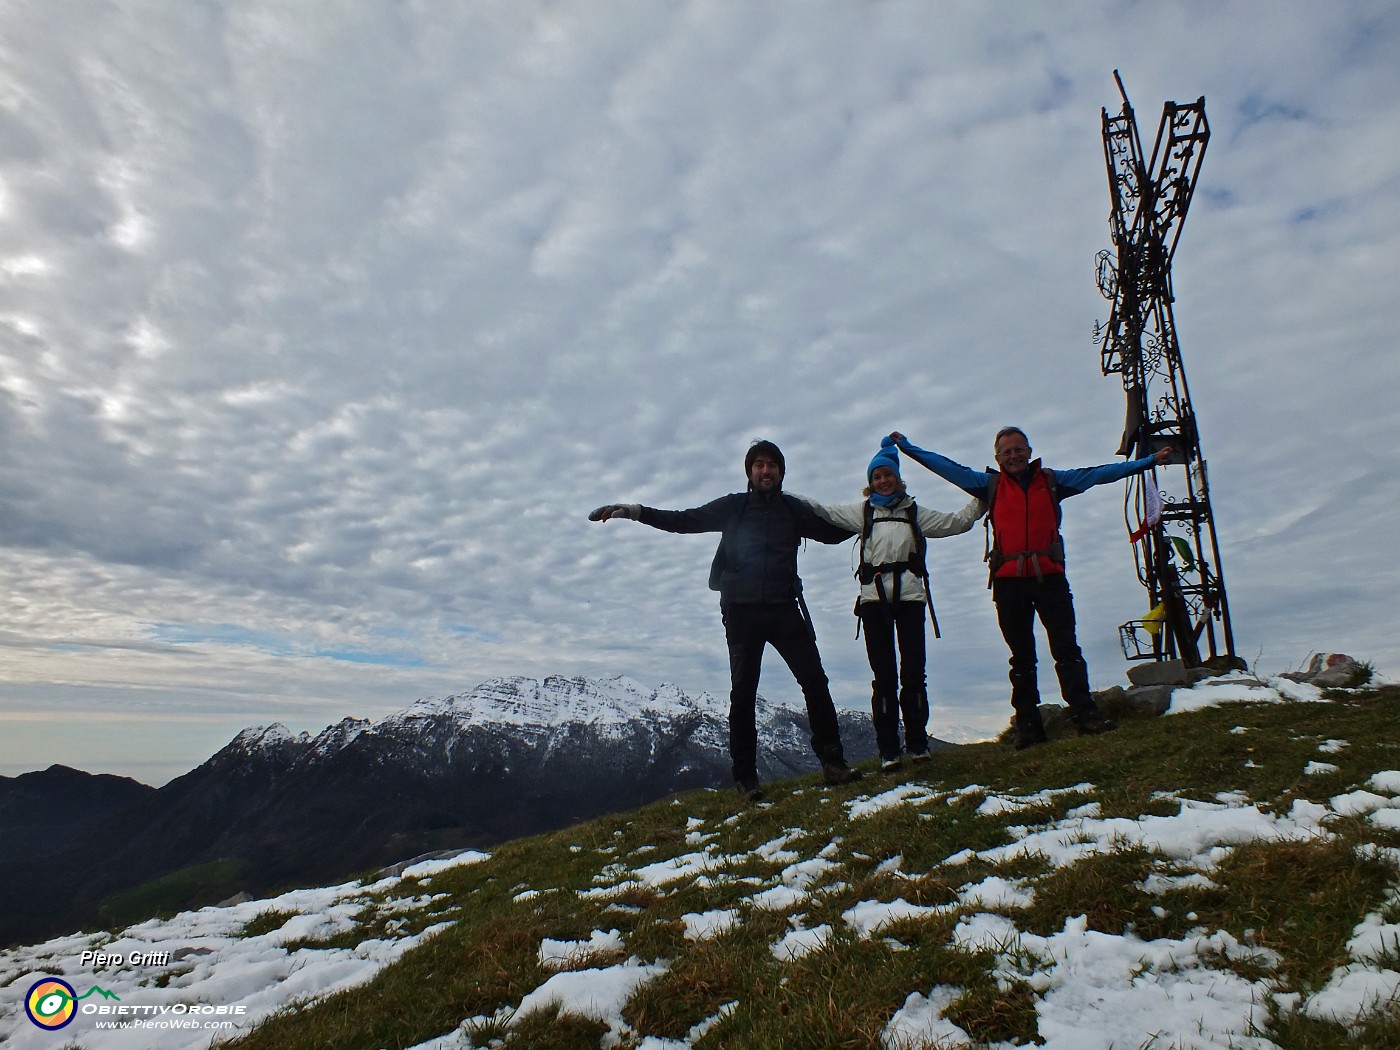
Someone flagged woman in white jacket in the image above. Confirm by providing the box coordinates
[802,438,984,770]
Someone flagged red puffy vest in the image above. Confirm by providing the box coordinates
[989,462,1064,580]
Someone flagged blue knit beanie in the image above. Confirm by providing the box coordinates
[867,436,901,483]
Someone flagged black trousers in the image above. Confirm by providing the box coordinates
[991,575,1092,716]
[858,601,929,758]
[722,601,846,781]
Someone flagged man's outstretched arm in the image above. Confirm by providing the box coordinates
[788,497,857,544]
[1053,446,1171,497]
[589,496,734,534]
[890,432,993,499]
[588,504,640,521]
[784,493,864,532]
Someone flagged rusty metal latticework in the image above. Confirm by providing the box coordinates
[1093,71,1238,668]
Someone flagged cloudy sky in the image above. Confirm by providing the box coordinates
[2,0,1397,785]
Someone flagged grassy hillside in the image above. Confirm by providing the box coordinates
[213,676,1400,1049]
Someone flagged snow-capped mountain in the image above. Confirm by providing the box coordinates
[207,674,865,791]
[407,675,710,729]
[225,675,854,776]
[1,676,887,947]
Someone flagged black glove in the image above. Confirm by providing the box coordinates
[588,504,640,522]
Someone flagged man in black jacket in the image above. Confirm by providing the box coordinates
[590,440,862,800]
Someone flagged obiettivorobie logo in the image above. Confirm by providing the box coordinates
[21,976,248,1034]
[24,978,120,1030]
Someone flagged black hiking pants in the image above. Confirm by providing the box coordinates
[991,575,1093,716]
[859,600,929,759]
[722,601,846,781]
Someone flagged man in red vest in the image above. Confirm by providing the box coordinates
[892,428,1170,749]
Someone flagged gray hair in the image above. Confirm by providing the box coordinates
[994,426,1029,448]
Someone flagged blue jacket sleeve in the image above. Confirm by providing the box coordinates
[893,438,994,500]
[1053,455,1158,497]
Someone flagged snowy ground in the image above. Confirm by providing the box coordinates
[3,674,1399,1049]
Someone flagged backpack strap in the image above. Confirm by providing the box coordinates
[707,494,746,592]
[907,503,941,639]
[779,493,818,639]
[981,470,1000,587]
[855,499,942,639]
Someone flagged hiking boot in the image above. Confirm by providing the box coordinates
[1073,710,1117,736]
[735,775,765,802]
[821,761,863,785]
[1014,713,1048,751]
[880,755,903,773]
[907,748,932,763]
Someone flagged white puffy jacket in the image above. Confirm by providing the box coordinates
[793,492,984,605]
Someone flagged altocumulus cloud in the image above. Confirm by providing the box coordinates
[0,0,1397,782]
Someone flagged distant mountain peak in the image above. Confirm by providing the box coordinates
[227,723,310,752]
[391,674,710,730]
[308,717,372,757]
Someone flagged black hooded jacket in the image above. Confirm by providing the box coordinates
[639,490,853,605]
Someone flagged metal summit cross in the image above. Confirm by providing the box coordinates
[1093,70,1238,669]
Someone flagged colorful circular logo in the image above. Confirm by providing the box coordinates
[25,978,77,1030]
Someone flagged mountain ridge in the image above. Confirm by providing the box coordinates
[0,674,890,947]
